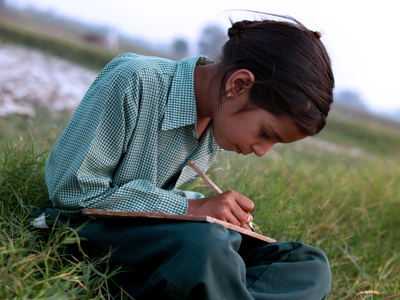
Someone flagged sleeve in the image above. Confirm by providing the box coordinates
[44,56,189,214]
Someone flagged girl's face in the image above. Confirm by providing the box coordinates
[212,100,307,157]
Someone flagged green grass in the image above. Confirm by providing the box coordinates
[318,108,400,157]
[1,21,400,297]
[2,109,399,299]
[0,18,166,71]
[0,18,172,71]
[0,21,120,71]
[0,116,132,299]
[0,108,73,151]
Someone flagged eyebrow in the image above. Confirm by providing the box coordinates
[267,123,284,143]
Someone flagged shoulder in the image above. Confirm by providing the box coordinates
[103,53,178,80]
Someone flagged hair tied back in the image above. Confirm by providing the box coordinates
[312,31,322,39]
[228,20,253,38]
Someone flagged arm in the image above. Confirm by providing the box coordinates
[45,57,188,214]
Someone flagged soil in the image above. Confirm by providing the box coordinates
[0,42,97,117]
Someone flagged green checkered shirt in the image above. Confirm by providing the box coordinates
[45,53,222,214]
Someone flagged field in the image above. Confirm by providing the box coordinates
[2,101,400,300]
[1,16,400,299]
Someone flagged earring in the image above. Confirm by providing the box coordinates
[226,93,231,98]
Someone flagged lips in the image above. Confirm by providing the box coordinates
[235,146,253,155]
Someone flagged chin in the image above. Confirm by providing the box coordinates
[220,144,234,152]
[214,138,228,150]
[214,136,236,152]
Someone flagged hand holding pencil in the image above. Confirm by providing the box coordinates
[187,160,256,232]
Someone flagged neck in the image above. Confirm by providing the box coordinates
[194,64,220,118]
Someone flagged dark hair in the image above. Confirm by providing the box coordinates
[218,15,334,136]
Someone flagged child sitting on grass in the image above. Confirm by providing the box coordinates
[32,14,334,300]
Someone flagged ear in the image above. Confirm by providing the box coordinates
[225,69,255,97]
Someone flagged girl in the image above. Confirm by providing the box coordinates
[32,14,334,300]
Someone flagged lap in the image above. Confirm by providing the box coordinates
[34,205,245,267]
[31,205,331,300]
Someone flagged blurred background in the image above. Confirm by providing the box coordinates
[0,0,399,122]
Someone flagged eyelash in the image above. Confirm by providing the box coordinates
[261,131,270,140]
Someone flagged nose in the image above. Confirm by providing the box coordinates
[252,142,274,157]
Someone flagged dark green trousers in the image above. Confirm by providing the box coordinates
[32,205,331,300]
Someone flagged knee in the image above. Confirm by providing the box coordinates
[292,242,332,298]
[294,243,331,279]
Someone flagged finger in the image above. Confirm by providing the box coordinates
[225,213,242,227]
[230,205,252,226]
[234,193,255,213]
[242,223,253,231]
[216,191,252,225]
[247,214,253,222]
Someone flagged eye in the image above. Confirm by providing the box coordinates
[261,131,270,140]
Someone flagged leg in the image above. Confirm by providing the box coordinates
[39,206,254,300]
[241,241,331,300]
[33,206,331,300]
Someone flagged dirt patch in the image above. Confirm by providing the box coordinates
[0,42,97,117]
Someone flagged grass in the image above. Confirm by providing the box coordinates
[0,21,118,71]
[0,124,131,299]
[1,19,400,297]
[317,107,400,157]
[0,15,172,72]
[1,109,399,299]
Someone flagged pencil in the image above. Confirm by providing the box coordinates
[187,160,256,232]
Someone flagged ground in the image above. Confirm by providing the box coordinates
[0,42,97,117]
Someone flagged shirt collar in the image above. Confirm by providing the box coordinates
[161,56,212,131]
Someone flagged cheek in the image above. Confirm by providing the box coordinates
[212,122,235,150]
